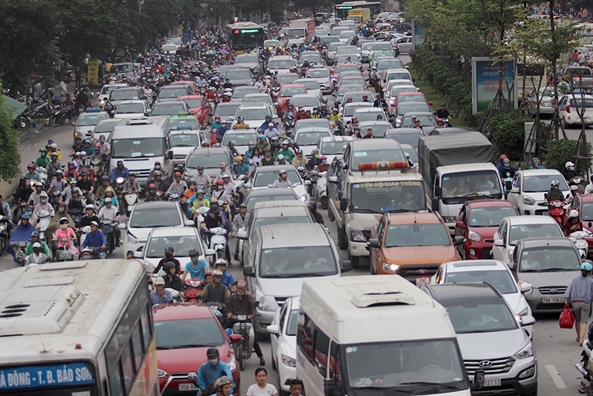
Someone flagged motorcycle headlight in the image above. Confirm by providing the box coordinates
[157,368,170,378]
[468,230,482,243]
[514,343,534,359]
[281,354,296,367]
[350,229,367,242]
[523,196,535,206]
[382,263,399,273]
[254,284,272,311]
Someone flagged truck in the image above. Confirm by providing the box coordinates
[327,160,428,268]
[347,8,370,27]
[289,18,316,42]
[565,65,593,90]
[418,132,503,229]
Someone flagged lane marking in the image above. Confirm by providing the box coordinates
[546,364,567,389]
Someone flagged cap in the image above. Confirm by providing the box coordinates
[85,204,95,210]
[268,122,274,126]
[90,221,99,226]
[240,203,247,208]
[154,277,166,285]
[566,161,575,167]
[33,242,42,248]
[104,197,112,203]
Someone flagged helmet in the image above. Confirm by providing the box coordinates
[213,376,234,389]
[164,261,177,271]
[81,247,93,254]
[164,246,174,253]
[189,249,200,257]
[27,163,35,169]
[236,280,248,289]
[277,154,285,161]
[581,262,593,272]
[206,347,220,357]
[566,161,575,168]
[282,140,289,145]
[212,269,223,277]
[31,231,40,237]
[59,217,69,224]
[148,183,156,189]
[551,180,559,187]
[279,169,287,175]
[236,155,243,161]
[215,258,227,267]
[502,159,510,167]
[50,152,58,157]
[570,210,579,218]
[104,197,112,204]
[222,173,230,179]
[85,204,94,210]
[216,179,224,185]
[101,175,109,181]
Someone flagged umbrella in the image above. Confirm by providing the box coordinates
[1,95,27,120]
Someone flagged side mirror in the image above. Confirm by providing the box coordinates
[243,266,255,277]
[133,251,143,258]
[324,378,336,396]
[341,260,353,272]
[368,238,380,248]
[167,150,174,160]
[340,197,348,211]
[520,281,533,294]
[229,333,243,343]
[428,101,434,105]
[267,324,279,335]
[494,239,505,247]
[205,248,216,256]
[185,220,195,226]
[521,315,536,327]
[511,187,519,193]
[304,179,311,185]
[434,186,442,198]
[118,223,127,230]
[237,229,248,240]
[455,220,465,228]
[431,198,439,212]
[453,236,465,246]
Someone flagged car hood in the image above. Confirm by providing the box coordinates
[384,245,459,263]
[456,329,527,360]
[348,212,380,232]
[114,113,145,119]
[258,275,337,297]
[310,77,330,86]
[185,168,219,180]
[171,147,195,157]
[468,226,498,242]
[157,345,233,375]
[518,270,579,289]
[127,227,153,244]
[244,118,266,128]
[521,189,571,203]
[228,78,253,87]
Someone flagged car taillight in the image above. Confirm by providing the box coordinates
[566,104,571,113]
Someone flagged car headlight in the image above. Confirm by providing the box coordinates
[158,368,170,378]
[281,354,296,367]
[382,263,399,273]
[299,195,307,202]
[442,216,457,224]
[127,234,139,244]
[519,366,536,379]
[350,229,367,242]
[468,230,482,243]
[514,343,534,359]
[523,196,535,206]
[227,358,236,371]
[515,307,529,324]
[254,284,272,311]
[508,246,514,261]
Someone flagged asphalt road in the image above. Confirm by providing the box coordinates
[0,54,589,396]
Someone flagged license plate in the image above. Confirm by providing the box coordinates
[179,383,198,391]
[416,277,429,288]
[542,297,564,303]
[484,378,502,387]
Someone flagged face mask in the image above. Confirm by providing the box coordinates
[40,199,47,204]
[105,203,112,208]
[208,358,218,367]
[165,252,173,258]
[155,165,161,170]
[237,291,245,296]
[33,249,41,254]
[41,153,46,157]
[322,159,327,164]
[60,224,68,229]
[26,211,32,216]
[191,256,199,263]
[314,154,320,159]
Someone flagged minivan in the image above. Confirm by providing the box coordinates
[243,223,352,334]
[109,117,171,185]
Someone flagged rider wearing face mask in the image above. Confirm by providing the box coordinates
[196,348,232,395]
[53,217,77,252]
[34,192,55,219]
[154,246,181,274]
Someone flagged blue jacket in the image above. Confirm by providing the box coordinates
[220,271,235,288]
[110,166,130,181]
[197,361,232,392]
[82,230,107,249]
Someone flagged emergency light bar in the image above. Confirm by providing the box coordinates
[358,161,408,171]
[85,107,100,113]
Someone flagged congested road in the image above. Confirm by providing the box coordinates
[0,54,588,396]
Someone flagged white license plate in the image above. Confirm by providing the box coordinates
[416,277,429,288]
[179,383,198,391]
[542,297,564,304]
[484,378,502,387]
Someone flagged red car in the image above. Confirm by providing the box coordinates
[454,200,519,259]
[179,95,211,126]
[565,193,593,258]
[275,84,307,117]
[154,303,241,396]
[331,63,363,89]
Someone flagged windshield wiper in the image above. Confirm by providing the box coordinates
[166,344,218,349]
[538,267,571,272]
[354,208,380,213]
[351,387,412,394]
[399,381,459,390]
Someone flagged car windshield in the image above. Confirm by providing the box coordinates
[77,114,106,126]
[372,43,393,51]
[246,192,297,211]
[519,246,581,272]
[346,339,467,391]
[110,64,133,73]
[95,121,118,133]
[397,103,430,116]
[351,181,426,214]
[130,206,181,228]
[233,88,259,99]
[254,169,301,187]
[443,301,518,334]
[146,235,199,258]
[355,111,386,122]
[321,140,349,155]
[302,54,322,63]
[329,43,346,51]
[398,94,425,103]
[569,97,593,107]
[258,246,337,278]
[336,65,359,74]
[253,215,311,234]
[402,114,436,127]
[101,85,120,95]
[351,148,406,169]
[307,69,330,78]
[111,138,163,158]
[170,133,199,147]
[268,60,294,69]
[320,36,340,45]
[445,270,518,294]
[343,93,375,103]
[222,132,258,145]
[362,43,373,51]
[291,96,319,107]
[391,87,417,97]
[286,28,305,37]
[277,75,298,85]
[225,69,252,80]
[583,203,593,221]
[184,98,203,108]
[337,46,357,54]
[215,104,241,118]
[385,224,451,247]
[296,80,320,91]
[294,120,330,133]
[441,170,503,199]
[152,103,185,116]
[360,123,389,137]
[235,55,259,64]
[388,72,411,81]
[281,87,307,97]
[339,31,355,38]
[169,117,199,130]
[237,108,269,120]
[340,78,365,87]
[469,207,518,227]
[244,95,271,104]
[159,87,188,99]
[296,132,330,146]
[155,318,224,349]
[523,174,569,192]
[385,132,421,148]
[187,153,228,169]
[378,59,405,70]
[509,223,563,245]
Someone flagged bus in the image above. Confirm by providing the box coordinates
[225,22,265,54]
[334,1,381,19]
[0,260,158,396]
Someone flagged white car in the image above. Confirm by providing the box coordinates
[507,169,572,215]
[112,100,151,119]
[294,128,332,157]
[243,93,277,116]
[293,79,321,97]
[430,259,534,338]
[267,297,299,395]
[248,165,310,203]
[559,94,593,126]
[317,135,353,164]
[235,102,276,129]
[491,215,564,266]
[122,201,194,256]
[266,55,296,75]
[98,83,127,109]
[168,128,205,165]
[342,102,372,124]
[353,107,388,123]
[305,68,332,94]
[289,94,321,113]
[140,227,212,274]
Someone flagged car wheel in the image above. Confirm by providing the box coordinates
[337,225,348,250]
[320,195,327,210]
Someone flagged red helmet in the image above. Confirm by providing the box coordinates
[148,183,156,189]
[237,280,247,289]
[216,179,224,185]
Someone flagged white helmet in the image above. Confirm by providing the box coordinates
[566,161,575,168]
[277,154,285,161]
[570,210,579,218]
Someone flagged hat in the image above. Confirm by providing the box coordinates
[154,170,162,176]
[104,197,112,203]
[268,122,274,126]
[566,161,575,167]
[154,277,166,285]
[33,242,41,248]
[59,217,69,224]
[240,203,247,208]
[174,171,182,176]
[85,204,94,210]
[21,214,30,220]
[90,220,99,226]
[282,140,289,145]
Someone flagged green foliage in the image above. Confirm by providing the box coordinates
[483,110,531,160]
[0,85,22,181]
[289,0,333,14]
[545,138,592,173]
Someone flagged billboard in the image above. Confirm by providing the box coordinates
[87,60,99,85]
[412,20,424,51]
[471,57,517,114]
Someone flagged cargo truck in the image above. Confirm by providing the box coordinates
[289,18,316,42]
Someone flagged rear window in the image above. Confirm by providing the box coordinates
[155,318,225,349]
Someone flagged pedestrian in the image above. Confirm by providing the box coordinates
[246,367,278,396]
[565,261,593,346]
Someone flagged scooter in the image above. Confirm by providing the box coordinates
[317,169,328,209]
[576,324,593,395]
[69,208,83,228]
[184,278,205,303]
[123,190,138,217]
[569,230,593,260]
[100,219,118,254]
[231,313,256,371]
[55,238,79,261]
[36,210,52,241]
[49,190,62,209]
[208,227,227,263]
[10,241,28,266]
[548,200,566,226]
[194,206,209,231]
[501,173,513,199]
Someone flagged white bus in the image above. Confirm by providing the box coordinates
[0,260,159,396]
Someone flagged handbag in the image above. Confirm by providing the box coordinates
[559,302,576,329]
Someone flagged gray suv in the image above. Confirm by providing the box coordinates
[424,283,537,396]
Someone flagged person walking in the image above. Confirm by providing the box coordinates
[565,261,593,346]
[246,367,278,396]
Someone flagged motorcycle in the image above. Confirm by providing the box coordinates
[123,190,139,217]
[49,190,62,209]
[0,216,10,255]
[330,120,343,135]
[317,169,328,209]
[184,278,205,303]
[502,172,513,199]
[100,219,118,254]
[308,166,320,197]
[69,208,83,228]
[79,225,92,248]
[576,325,593,395]
[284,115,295,135]
[36,210,52,240]
[569,176,586,195]
[55,238,79,261]
[194,206,209,230]
[230,313,256,371]
[36,167,48,187]
[269,136,281,157]
[548,200,566,226]
[48,103,68,127]
[569,230,593,260]
[14,109,34,130]
[208,227,227,263]
[11,241,28,266]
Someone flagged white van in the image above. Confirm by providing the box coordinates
[297,275,476,396]
[109,117,171,185]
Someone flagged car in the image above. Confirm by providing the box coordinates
[166,113,200,135]
[298,51,324,67]
[430,259,533,337]
[178,95,211,126]
[428,127,475,136]
[353,107,388,123]
[289,94,320,113]
[267,297,299,395]
[342,102,372,124]
[231,86,260,102]
[400,111,438,134]
[565,193,593,258]
[337,91,376,110]
[335,86,368,106]
[387,86,419,116]
[393,36,413,54]
[319,35,341,46]
[331,64,362,90]
[234,53,263,75]
[97,83,127,109]
[294,129,332,157]
[325,42,348,65]
[113,100,151,119]
[266,55,297,74]
[140,226,211,273]
[338,30,356,43]
[184,146,233,181]
[293,79,321,97]
[106,62,135,81]
[491,215,564,266]
[221,129,259,156]
[161,43,178,54]
[152,101,190,116]
[370,58,405,86]
[235,103,276,129]
[242,93,276,113]
[275,84,308,116]
[274,74,299,86]
[305,68,332,94]
[394,91,431,108]
[317,135,353,164]
[369,50,395,68]
[394,103,432,127]
[153,303,241,396]
[559,94,593,127]
[335,75,366,92]
[526,87,556,117]
[158,84,194,101]
[214,102,242,123]
[358,120,392,138]
[223,68,254,87]
[122,201,194,255]
[384,127,423,149]
[292,118,331,136]
[506,169,571,215]
[218,64,238,78]
[73,109,109,139]
[368,212,464,280]
[168,127,206,165]
[423,283,537,396]
[511,237,583,313]
[248,165,310,202]
[455,200,520,260]
[243,188,299,213]
[92,118,121,142]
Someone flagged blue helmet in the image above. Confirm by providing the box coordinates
[581,262,593,272]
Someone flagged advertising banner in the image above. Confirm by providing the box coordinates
[471,57,517,114]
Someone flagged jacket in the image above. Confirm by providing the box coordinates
[197,361,233,392]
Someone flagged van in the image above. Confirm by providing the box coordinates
[242,224,352,334]
[109,117,171,185]
[297,275,474,396]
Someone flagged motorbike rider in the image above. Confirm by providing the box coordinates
[261,149,275,166]
[148,161,169,185]
[25,231,50,257]
[311,107,321,119]
[307,149,323,171]
[562,161,581,181]
[201,203,229,240]
[255,134,271,153]
[226,280,266,366]
[46,152,62,180]
[80,247,93,260]
[546,180,566,204]
[34,192,55,219]
[183,248,209,281]
[200,269,230,305]
[211,180,232,203]
[258,115,277,132]
[53,217,77,252]
[291,149,308,167]
[210,115,223,133]
[276,154,288,166]
[60,178,76,205]
[244,142,255,161]
[530,157,545,169]
[48,142,62,161]
[232,203,248,261]
[152,171,169,193]
[272,169,291,188]
[222,78,233,90]
[100,187,120,209]
[283,104,296,124]
[110,160,130,182]
[79,204,100,228]
[276,140,295,162]
[28,182,45,206]
[329,108,342,124]
[566,210,583,235]
[215,121,230,142]
[190,189,211,215]
[288,379,304,396]
[97,197,120,247]
[67,188,86,213]
[233,156,252,180]
[210,376,234,396]
[196,348,232,395]
[144,183,163,202]
[302,58,311,69]
[586,174,593,194]
[215,258,235,284]
[227,140,240,157]
[81,139,94,156]
[167,171,188,197]
[25,242,49,265]
[34,148,50,168]
[194,166,213,190]
[95,176,110,201]
[233,117,249,130]
[81,220,106,258]
[150,277,174,305]
[499,158,518,179]
[296,106,309,120]
[0,194,13,239]
[48,170,67,196]
[435,103,452,123]
[264,122,280,139]
[70,136,84,157]
[24,163,40,182]
[76,171,94,198]
[13,178,32,219]
[154,246,182,274]
[163,261,185,298]
[123,172,140,194]
[95,135,111,161]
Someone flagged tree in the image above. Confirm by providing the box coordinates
[288,0,333,15]
[0,84,22,181]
